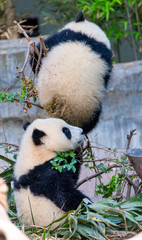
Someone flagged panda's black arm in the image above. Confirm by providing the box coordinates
[55,185,90,212]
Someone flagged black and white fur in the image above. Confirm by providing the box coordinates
[30,12,112,134]
[14,118,89,228]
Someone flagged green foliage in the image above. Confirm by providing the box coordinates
[50,196,142,239]
[37,0,142,62]
[50,150,77,173]
[96,173,125,198]
[20,77,37,103]
[36,0,79,26]
[97,163,108,173]
[8,195,142,239]
[0,151,15,178]
[0,77,37,112]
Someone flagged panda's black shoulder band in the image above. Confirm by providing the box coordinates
[75,11,85,22]
[30,29,112,75]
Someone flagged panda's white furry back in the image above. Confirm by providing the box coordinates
[31,12,112,133]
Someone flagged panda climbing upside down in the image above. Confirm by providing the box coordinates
[30,12,112,134]
[14,118,90,228]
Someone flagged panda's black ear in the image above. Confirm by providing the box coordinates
[23,122,31,131]
[75,11,85,23]
[32,128,46,145]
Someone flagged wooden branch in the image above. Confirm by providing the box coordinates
[77,164,122,188]
[39,35,49,57]
[14,20,30,39]
[14,21,49,77]
[35,36,43,76]
[20,44,31,73]
[126,129,137,151]
[126,183,131,200]
[82,158,117,163]
[14,20,39,57]
[0,143,19,148]
[34,35,49,76]
[84,135,102,185]
[23,100,43,109]
[125,175,138,194]
[13,98,43,109]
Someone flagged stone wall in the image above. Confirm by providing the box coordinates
[0,38,142,199]
[94,61,142,149]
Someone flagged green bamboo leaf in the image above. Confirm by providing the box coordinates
[66,215,78,239]
[0,168,13,182]
[89,202,111,213]
[42,230,46,240]
[77,224,106,240]
[66,164,72,170]
[89,212,118,226]
[57,165,63,172]
[78,215,106,237]
[120,202,142,210]
[28,196,35,225]
[71,165,76,173]
[0,155,15,165]
[124,212,142,229]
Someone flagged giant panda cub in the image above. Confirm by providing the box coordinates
[30,12,112,133]
[14,118,89,228]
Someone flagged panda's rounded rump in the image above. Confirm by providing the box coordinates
[38,42,106,127]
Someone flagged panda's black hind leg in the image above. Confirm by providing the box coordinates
[82,102,102,134]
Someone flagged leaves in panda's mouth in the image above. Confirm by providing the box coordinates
[50,150,77,173]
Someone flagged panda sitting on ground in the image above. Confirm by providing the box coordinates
[14,118,90,228]
[30,12,112,134]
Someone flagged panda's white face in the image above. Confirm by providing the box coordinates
[28,118,84,152]
[23,118,84,154]
[15,118,84,178]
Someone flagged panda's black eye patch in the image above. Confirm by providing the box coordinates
[62,127,71,140]
[32,128,46,145]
